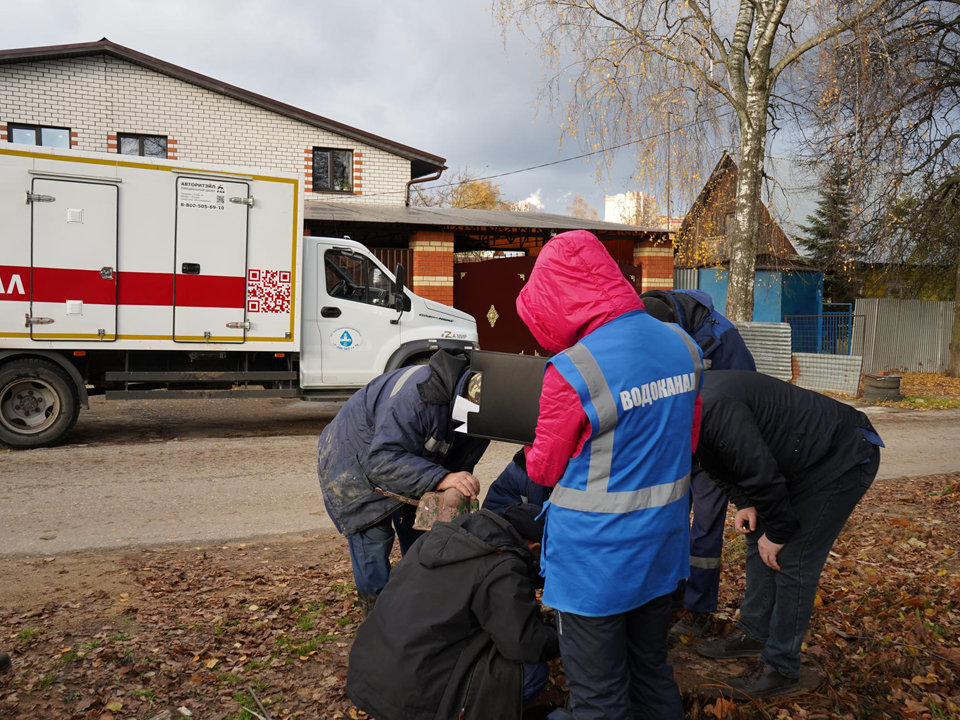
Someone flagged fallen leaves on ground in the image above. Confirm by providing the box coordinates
[900,373,960,400]
[1,473,958,719]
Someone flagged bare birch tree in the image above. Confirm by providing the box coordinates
[567,194,600,219]
[494,0,888,320]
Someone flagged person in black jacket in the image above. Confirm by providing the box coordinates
[482,454,552,515]
[346,505,560,720]
[693,371,883,700]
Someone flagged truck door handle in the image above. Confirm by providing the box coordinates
[181,263,201,275]
[321,306,341,318]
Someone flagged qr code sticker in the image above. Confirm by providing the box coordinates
[247,269,291,314]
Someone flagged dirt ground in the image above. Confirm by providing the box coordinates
[1,471,958,720]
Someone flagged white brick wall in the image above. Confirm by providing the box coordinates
[0,56,412,205]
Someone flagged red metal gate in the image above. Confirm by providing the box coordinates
[454,256,640,355]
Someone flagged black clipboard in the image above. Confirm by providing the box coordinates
[467,350,549,445]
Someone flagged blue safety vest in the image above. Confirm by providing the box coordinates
[540,310,703,617]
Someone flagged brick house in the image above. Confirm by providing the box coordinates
[0,38,673,308]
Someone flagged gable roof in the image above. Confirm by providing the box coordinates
[0,38,446,178]
[679,152,802,257]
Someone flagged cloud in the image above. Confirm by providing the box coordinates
[516,189,545,212]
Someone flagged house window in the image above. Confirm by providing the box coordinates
[8,123,70,148]
[313,148,353,192]
[324,250,396,307]
[118,134,168,158]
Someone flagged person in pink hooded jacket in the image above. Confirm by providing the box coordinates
[515,230,702,720]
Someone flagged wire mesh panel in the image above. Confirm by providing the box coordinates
[785,314,866,395]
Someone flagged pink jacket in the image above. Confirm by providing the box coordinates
[516,231,700,486]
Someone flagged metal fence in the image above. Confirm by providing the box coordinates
[783,315,866,395]
[854,298,956,374]
[733,322,793,381]
[785,314,866,356]
[673,267,699,290]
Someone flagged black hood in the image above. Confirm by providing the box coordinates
[418,349,471,405]
[419,510,531,570]
[642,290,711,334]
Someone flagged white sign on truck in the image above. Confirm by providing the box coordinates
[0,144,479,448]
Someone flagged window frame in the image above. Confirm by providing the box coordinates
[312,147,354,194]
[117,133,168,158]
[7,123,72,148]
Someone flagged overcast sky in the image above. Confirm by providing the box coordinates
[0,0,670,218]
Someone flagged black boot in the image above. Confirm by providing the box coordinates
[357,592,378,618]
[696,627,765,659]
[668,611,712,647]
[0,653,10,674]
[720,661,801,700]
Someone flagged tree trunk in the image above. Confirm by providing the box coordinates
[947,238,960,377]
[726,99,768,322]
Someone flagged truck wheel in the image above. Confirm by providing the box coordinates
[403,355,433,367]
[0,359,80,449]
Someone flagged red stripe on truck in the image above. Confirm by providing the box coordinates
[0,265,244,308]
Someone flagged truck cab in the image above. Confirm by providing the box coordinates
[300,237,478,390]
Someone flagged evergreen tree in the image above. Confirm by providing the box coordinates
[796,157,860,303]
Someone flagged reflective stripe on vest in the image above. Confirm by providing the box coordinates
[549,341,699,514]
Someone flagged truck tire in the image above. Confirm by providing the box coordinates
[402,354,433,367]
[0,358,80,449]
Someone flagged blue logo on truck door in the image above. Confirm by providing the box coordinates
[329,327,363,351]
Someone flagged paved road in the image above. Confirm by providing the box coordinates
[0,398,958,556]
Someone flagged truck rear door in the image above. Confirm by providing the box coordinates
[173,177,249,343]
[29,178,118,341]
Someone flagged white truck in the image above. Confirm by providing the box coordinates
[0,144,478,448]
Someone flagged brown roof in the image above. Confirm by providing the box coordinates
[305,200,669,235]
[0,39,446,178]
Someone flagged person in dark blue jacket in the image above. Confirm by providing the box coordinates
[317,349,489,615]
[641,288,756,644]
[481,454,552,516]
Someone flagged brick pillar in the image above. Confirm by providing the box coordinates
[0,124,7,142]
[634,240,674,292]
[70,131,78,148]
[167,137,178,160]
[410,231,454,305]
[107,133,117,152]
[303,148,314,193]
[353,152,363,195]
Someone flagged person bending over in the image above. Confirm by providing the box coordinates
[694,370,883,700]
[317,349,488,615]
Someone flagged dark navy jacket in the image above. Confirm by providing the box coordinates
[641,289,756,372]
[482,461,552,515]
[318,350,489,537]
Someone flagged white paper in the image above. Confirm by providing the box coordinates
[452,395,480,425]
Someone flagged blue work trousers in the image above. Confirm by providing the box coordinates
[738,448,879,679]
[557,593,683,720]
[674,468,728,613]
[523,662,549,707]
[347,505,422,596]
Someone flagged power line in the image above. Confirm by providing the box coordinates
[355,108,736,200]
